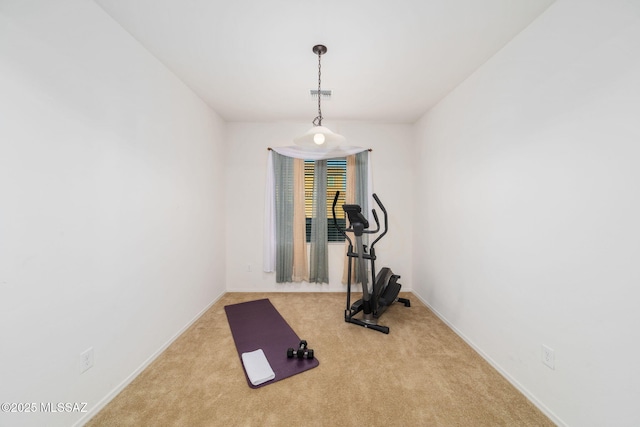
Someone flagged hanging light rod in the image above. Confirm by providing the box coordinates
[294,44,346,148]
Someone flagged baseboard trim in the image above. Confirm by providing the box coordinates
[74,290,226,426]
[410,290,566,427]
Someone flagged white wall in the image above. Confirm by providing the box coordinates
[225,122,413,292]
[412,0,640,426]
[0,2,226,426]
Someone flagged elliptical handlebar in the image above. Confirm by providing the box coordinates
[370,193,388,250]
[332,191,352,247]
[363,208,381,235]
[371,209,380,230]
[373,193,386,214]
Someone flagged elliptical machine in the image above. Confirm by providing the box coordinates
[332,191,410,334]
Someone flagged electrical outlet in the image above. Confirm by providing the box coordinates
[80,347,94,373]
[542,345,555,370]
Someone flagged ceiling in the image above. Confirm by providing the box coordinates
[93,0,555,124]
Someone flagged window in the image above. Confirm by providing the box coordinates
[304,158,346,242]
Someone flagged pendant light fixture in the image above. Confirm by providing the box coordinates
[294,44,346,147]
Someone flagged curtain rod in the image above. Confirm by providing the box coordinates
[267,147,372,151]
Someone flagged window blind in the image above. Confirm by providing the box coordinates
[305,159,346,242]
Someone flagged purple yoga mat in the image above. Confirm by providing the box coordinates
[224,298,319,388]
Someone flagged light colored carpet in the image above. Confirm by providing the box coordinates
[86,292,554,426]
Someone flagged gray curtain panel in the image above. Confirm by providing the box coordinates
[274,152,294,283]
[354,151,369,284]
[309,159,329,283]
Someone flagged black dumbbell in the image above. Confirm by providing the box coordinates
[286,340,307,358]
[296,348,314,359]
[286,340,314,359]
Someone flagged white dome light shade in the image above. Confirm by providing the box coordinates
[293,125,346,148]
